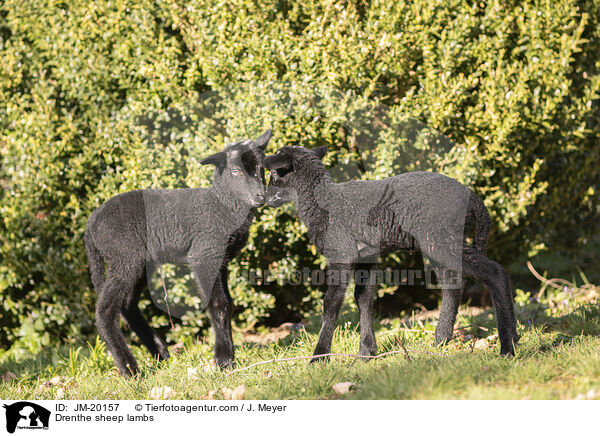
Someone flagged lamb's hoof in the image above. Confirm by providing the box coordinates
[119,363,140,378]
[434,330,453,347]
[499,334,519,356]
[214,357,234,369]
[434,337,451,347]
[357,349,377,362]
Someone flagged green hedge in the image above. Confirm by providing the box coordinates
[0,0,598,352]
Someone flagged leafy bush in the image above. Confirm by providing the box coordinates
[0,0,598,351]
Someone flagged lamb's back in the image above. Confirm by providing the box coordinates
[331,171,473,234]
[329,171,469,210]
[89,188,224,263]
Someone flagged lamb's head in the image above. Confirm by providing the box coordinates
[201,129,272,207]
[264,145,328,207]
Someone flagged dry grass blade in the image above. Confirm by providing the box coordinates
[396,337,413,362]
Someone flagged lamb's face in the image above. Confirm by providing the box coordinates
[265,146,327,207]
[263,147,296,207]
[223,145,266,207]
[266,168,296,207]
[201,130,272,207]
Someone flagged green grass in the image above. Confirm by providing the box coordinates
[1,285,599,400]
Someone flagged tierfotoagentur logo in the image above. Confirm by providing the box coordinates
[2,402,50,434]
[235,266,457,289]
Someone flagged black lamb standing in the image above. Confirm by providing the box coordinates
[265,145,518,359]
[84,130,272,376]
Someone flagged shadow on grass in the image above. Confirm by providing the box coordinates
[2,300,598,383]
[0,349,54,380]
[0,339,122,382]
[369,297,600,358]
[241,297,600,361]
[441,299,600,338]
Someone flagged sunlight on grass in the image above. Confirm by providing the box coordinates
[1,278,598,400]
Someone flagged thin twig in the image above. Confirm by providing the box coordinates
[528,261,599,301]
[396,327,434,333]
[224,349,445,377]
[380,327,435,335]
[454,324,489,332]
[527,261,576,295]
[396,337,413,362]
[232,320,258,333]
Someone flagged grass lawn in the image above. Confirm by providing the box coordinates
[1,284,599,400]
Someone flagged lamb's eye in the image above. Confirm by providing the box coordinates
[277,167,291,178]
[231,168,241,176]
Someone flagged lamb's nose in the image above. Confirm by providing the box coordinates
[255,193,266,204]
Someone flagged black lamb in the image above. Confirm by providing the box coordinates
[84,130,272,376]
[265,145,518,359]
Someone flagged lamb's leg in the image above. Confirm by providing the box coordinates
[96,277,139,376]
[208,267,234,368]
[121,271,169,361]
[434,267,462,346]
[192,264,234,368]
[462,247,518,355]
[311,263,352,362]
[353,263,377,358]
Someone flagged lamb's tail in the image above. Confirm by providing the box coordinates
[84,220,105,292]
[466,192,490,255]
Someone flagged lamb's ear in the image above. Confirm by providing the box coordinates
[254,129,273,150]
[265,153,292,170]
[200,151,226,167]
[313,145,328,160]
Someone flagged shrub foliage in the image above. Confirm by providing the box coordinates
[0,0,598,350]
